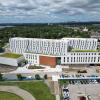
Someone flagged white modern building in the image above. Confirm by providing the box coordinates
[9,37,100,68]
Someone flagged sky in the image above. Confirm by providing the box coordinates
[0,0,100,23]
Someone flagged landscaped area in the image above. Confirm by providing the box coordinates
[0,53,22,59]
[0,81,55,100]
[28,65,44,69]
[71,49,100,52]
[59,79,69,86]
[0,91,23,100]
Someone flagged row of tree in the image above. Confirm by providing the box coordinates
[0,73,47,81]
[0,25,90,47]
[17,74,47,80]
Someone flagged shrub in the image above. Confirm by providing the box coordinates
[0,48,4,53]
[17,74,23,80]
[35,74,41,80]
[67,46,73,52]
[77,70,87,73]
[59,79,69,86]
[0,73,3,81]
[28,65,44,69]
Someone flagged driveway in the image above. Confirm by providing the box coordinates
[0,86,36,100]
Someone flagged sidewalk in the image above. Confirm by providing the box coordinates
[0,86,36,100]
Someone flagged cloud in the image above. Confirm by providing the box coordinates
[0,0,100,22]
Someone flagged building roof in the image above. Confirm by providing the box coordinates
[0,53,22,59]
[62,37,97,40]
[10,37,98,42]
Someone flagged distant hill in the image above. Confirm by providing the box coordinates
[0,21,100,26]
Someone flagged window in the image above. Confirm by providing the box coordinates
[71,57,73,62]
[35,55,37,60]
[74,57,75,62]
[67,57,69,62]
[98,57,100,62]
[64,57,65,62]
[94,57,96,62]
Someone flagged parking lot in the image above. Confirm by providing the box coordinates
[68,79,100,85]
[68,84,100,100]
[61,79,100,100]
[60,66,100,100]
[62,86,69,100]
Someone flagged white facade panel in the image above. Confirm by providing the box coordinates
[61,52,100,64]
[9,37,100,65]
[62,38,97,50]
[9,38,68,56]
[23,53,40,65]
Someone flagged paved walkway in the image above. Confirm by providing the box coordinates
[0,86,36,100]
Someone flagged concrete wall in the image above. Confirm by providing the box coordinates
[0,56,24,66]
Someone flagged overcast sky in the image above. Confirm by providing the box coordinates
[0,0,100,23]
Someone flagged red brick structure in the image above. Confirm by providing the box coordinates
[39,55,57,68]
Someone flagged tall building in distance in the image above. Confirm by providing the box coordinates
[9,37,100,68]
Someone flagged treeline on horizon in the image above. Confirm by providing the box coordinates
[0,24,95,47]
[1,21,100,26]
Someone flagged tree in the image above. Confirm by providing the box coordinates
[0,25,91,48]
[0,73,3,81]
[17,74,23,80]
[35,74,41,80]
[0,48,4,53]
[67,46,73,52]
[44,74,47,80]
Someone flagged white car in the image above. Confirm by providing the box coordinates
[93,80,98,83]
[63,92,69,98]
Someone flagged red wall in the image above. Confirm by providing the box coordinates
[39,56,57,68]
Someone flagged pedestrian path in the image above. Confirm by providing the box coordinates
[0,86,36,100]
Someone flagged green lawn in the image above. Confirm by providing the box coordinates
[0,53,22,58]
[0,81,55,100]
[58,79,69,86]
[71,49,100,52]
[0,91,23,100]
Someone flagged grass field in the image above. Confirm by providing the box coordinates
[0,91,23,100]
[0,81,55,100]
[0,53,22,58]
[71,49,100,52]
